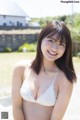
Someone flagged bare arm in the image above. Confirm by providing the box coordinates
[12,61,27,120]
[50,74,73,120]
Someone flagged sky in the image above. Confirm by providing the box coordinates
[1,0,80,18]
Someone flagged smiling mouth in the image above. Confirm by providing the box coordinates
[47,50,57,56]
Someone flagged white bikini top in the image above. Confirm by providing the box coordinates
[20,71,58,107]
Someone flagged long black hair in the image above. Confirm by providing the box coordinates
[31,20,77,83]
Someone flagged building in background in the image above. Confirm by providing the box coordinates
[0,1,30,27]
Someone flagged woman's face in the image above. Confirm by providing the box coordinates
[41,34,66,62]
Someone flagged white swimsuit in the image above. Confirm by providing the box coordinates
[20,71,58,107]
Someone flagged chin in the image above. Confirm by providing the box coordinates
[45,57,56,62]
[45,55,62,62]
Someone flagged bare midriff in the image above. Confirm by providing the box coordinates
[22,100,53,120]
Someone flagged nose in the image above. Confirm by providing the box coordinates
[51,44,58,51]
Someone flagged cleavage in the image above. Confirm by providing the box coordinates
[29,79,40,100]
[28,69,56,100]
[28,77,53,100]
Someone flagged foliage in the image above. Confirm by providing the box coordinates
[3,47,12,52]
[31,17,53,27]
[73,13,80,29]
[71,29,80,41]
[18,43,37,52]
[31,13,80,42]
[55,15,67,22]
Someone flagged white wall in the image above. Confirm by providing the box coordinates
[0,15,26,26]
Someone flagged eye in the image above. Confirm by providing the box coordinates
[59,43,66,47]
[48,38,53,43]
[48,39,53,42]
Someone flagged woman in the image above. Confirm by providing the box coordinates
[12,20,76,120]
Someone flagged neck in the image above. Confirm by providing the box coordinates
[42,58,57,72]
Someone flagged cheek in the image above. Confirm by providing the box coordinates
[60,47,66,55]
[41,41,49,51]
[43,40,49,46]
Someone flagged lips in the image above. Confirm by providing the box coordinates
[47,50,57,56]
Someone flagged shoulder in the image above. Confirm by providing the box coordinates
[13,59,33,77]
[15,59,33,69]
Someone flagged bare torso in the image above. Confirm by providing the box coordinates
[23,101,53,120]
[21,63,58,120]
[12,60,73,120]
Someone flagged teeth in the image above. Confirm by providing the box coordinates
[48,51,57,56]
[50,52,56,55]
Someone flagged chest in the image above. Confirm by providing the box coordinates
[24,70,57,100]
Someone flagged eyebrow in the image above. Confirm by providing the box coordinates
[47,37,66,44]
[47,37,57,41]
[47,37,58,42]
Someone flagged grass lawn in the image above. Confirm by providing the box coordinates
[0,52,36,87]
[0,52,80,87]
